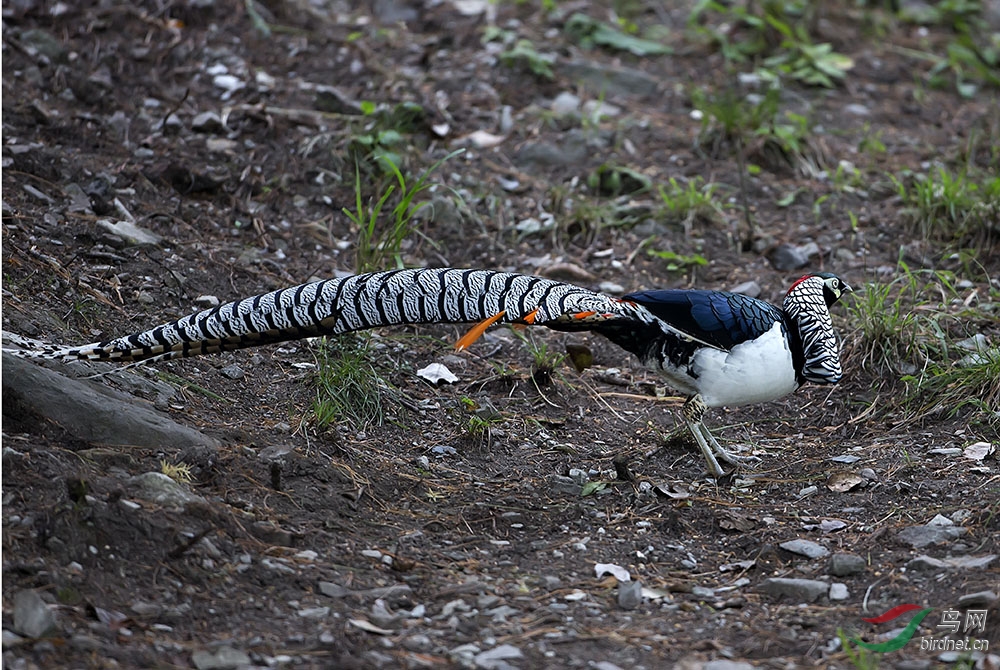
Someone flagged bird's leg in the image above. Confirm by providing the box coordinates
[682,395,760,475]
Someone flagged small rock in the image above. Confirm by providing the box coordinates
[96,219,162,246]
[20,28,69,63]
[956,334,989,352]
[897,523,966,548]
[691,586,715,598]
[958,590,998,607]
[906,554,996,571]
[558,59,659,98]
[403,634,432,651]
[843,103,871,116]
[780,539,830,559]
[829,583,849,600]
[550,474,583,496]
[551,91,581,115]
[297,606,329,618]
[318,582,351,598]
[206,138,239,153]
[598,281,625,294]
[191,111,225,133]
[759,577,829,603]
[515,140,588,170]
[191,645,252,670]
[193,295,220,308]
[218,365,244,380]
[729,280,762,298]
[829,552,866,576]
[582,100,621,118]
[617,580,643,610]
[63,183,93,213]
[212,74,244,97]
[161,113,183,135]
[127,472,205,508]
[704,662,756,670]
[13,590,57,638]
[769,243,811,271]
[474,643,522,669]
[70,633,101,651]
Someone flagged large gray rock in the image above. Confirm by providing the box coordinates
[13,590,58,638]
[758,577,829,603]
[2,353,219,451]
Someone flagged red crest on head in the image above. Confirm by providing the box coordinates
[786,275,814,295]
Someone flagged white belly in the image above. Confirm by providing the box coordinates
[665,322,799,408]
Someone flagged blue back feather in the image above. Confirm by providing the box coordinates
[622,289,786,351]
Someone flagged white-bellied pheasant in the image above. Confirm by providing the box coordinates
[3,268,851,476]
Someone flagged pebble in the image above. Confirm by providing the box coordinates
[582,100,621,118]
[617,581,642,610]
[296,607,329,618]
[896,523,966,548]
[193,295,220,308]
[191,111,225,133]
[828,552,866,576]
[704,662,755,670]
[191,646,252,670]
[769,243,811,271]
[127,472,205,508]
[559,59,659,97]
[219,365,244,380]
[958,590,997,607]
[758,577,829,603]
[906,554,996,571]
[474,643,523,669]
[843,103,871,116]
[598,281,625,294]
[729,280,762,298]
[551,91,581,115]
[780,539,830,559]
[96,219,163,246]
[829,583,849,600]
[403,634,432,651]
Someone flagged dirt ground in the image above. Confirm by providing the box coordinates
[2,1,998,668]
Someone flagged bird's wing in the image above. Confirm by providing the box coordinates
[618,289,786,351]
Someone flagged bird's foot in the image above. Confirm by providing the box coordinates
[688,419,761,477]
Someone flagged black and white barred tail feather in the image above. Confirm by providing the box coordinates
[2,269,634,365]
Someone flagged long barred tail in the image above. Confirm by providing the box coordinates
[3,268,634,365]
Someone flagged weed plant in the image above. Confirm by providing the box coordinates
[344,150,462,271]
[891,167,1000,244]
[312,335,386,429]
[845,263,1000,430]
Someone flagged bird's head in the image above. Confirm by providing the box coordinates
[787,273,852,308]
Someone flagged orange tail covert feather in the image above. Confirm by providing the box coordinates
[455,311,507,351]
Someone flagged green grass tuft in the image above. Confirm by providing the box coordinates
[845,263,1000,430]
[312,335,386,429]
[892,167,1000,244]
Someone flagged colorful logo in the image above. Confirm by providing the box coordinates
[855,604,934,652]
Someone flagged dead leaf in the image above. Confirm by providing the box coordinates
[717,510,756,531]
[826,471,864,493]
